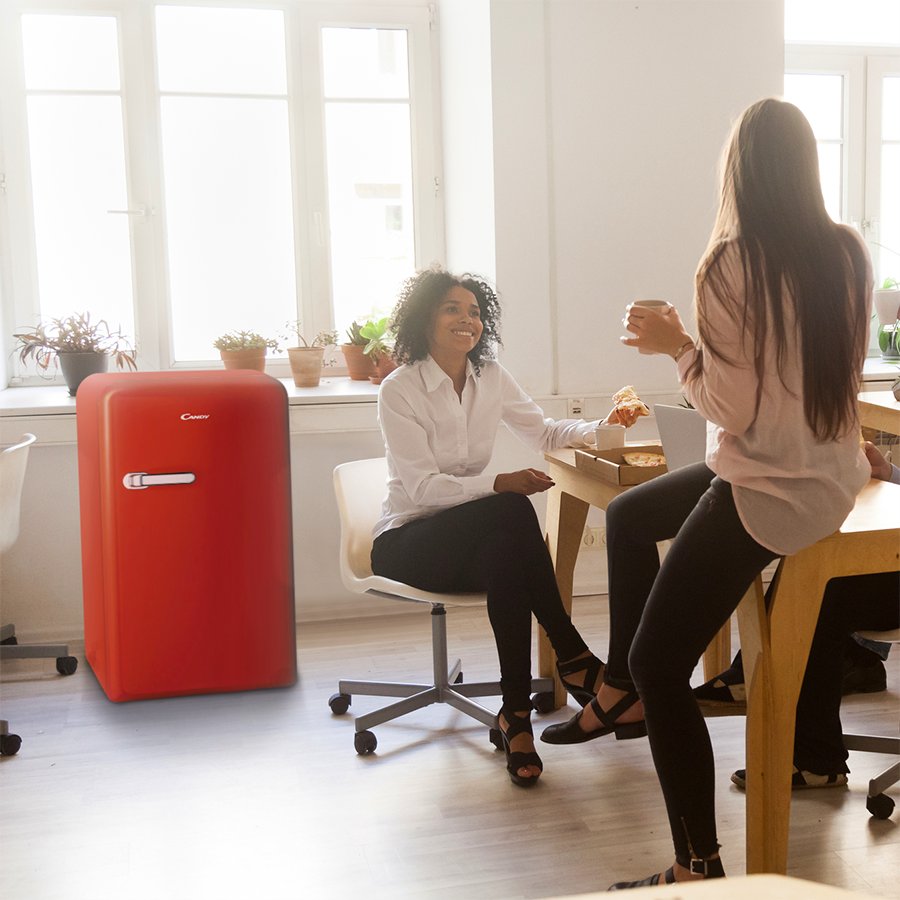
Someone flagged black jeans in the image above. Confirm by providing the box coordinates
[605,463,778,866]
[371,492,589,710]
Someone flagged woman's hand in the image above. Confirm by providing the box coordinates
[864,441,894,482]
[621,302,693,358]
[603,406,643,428]
[494,469,555,495]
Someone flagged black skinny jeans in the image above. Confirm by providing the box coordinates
[605,463,778,866]
[371,492,589,710]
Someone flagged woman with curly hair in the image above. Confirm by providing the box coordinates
[370,267,640,787]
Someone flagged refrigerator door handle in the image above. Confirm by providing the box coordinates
[123,472,196,490]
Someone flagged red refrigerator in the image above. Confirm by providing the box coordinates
[77,370,297,701]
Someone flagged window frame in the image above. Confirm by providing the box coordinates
[0,0,443,387]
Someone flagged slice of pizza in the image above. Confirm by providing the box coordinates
[612,385,651,417]
[622,451,666,468]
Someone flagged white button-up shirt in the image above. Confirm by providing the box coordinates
[374,355,597,538]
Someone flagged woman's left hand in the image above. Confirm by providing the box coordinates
[621,303,692,357]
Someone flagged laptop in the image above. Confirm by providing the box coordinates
[654,404,707,472]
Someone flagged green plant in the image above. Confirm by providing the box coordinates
[359,317,393,358]
[212,330,278,351]
[13,312,137,372]
[344,320,369,346]
[280,321,338,349]
[877,319,900,357]
[882,276,899,289]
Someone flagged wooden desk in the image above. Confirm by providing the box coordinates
[859,389,900,435]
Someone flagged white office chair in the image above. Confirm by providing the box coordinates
[843,628,900,819]
[1,434,78,756]
[331,457,554,755]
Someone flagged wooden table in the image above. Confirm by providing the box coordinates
[859,389,900,435]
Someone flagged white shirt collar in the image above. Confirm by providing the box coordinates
[421,354,476,393]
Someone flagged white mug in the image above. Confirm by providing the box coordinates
[632,299,669,354]
[593,423,626,451]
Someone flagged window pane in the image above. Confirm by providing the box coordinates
[881,144,900,285]
[26,95,134,334]
[325,102,415,335]
[160,97,296,362]
[884,76,900,142]
[817,142,842,222]
[785,1,900,45]
[784,73,842,140]
[322,28,409,99]
[155,6,287,95]
[21,14,120,91]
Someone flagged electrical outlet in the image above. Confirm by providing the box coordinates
[582,526,606,549]
[567,398,585,418]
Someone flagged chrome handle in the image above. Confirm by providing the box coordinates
[123,472,196,490]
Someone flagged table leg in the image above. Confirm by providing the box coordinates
[542,486,590,709]
[701,621,732,682]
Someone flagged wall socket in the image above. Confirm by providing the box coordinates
[582,526,606,549]
[567,398,585,417]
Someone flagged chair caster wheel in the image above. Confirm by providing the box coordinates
[531,691,555,714]
[329,693,351,715]
[867,792,895,819]
[354,731,377,755]
[0,733,22,756]
[56,656,78,676]
[489,727,503,751]
[454,671,464,684]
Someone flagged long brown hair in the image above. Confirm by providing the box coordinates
[686,98,870,441]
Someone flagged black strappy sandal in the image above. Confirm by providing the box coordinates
[540,691,646,745]
[557,654,605,707]
[494,707,543,787]
[608,857,724,891]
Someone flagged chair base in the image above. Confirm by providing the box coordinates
[331,605,554,749]
[0,624,78,674]
[843,733,900,817]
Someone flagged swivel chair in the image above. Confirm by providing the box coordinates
[1,434,78,756]
[842,628,900,819]
[331,457,553,755]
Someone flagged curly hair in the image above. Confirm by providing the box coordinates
[390,267,502,374]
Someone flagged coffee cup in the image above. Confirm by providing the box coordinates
[593,423,626,451]
[632,300,669,354]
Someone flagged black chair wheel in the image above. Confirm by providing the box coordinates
[454,671,464,684]
[354,731,377,755]
[1,733,22,756]
[328,693,351,715]
[1,636,18,645]
[489,727,504,751]
[56,656,78,676]
[531,691,556,714]
[866,792,895,820]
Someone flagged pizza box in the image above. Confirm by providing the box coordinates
[574,443,668,486]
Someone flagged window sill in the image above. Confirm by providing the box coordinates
[0,376,381,445]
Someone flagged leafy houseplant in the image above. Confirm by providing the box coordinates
[280,322,338,387]
[13,312,137,396]
[359,317,398,384]
[341,320,377,381]
[212,330,278,372]
[874,276,900,361]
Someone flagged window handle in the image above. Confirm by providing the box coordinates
[107,205,155,221]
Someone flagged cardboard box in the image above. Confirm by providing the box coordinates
[574,443,668,486]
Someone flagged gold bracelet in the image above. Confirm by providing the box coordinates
[673,340,695,362]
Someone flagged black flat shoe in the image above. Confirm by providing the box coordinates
[540,692,646,745]
[495,707,543,787]
[557,654,605,707]
[609,857,724,891]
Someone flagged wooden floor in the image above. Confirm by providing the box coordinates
[1,597,897,900]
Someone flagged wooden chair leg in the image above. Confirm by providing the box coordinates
[701,619,732,682]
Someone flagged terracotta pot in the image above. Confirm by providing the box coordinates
[341,344,377,381]
[369,352,398,385]
[287,346,325,387]
[220,348,267,372]
[57,351,109,396]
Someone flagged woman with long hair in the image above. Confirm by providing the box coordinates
[541,99,873,886]
[371,267,641,787]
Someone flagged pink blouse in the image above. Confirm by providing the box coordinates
[677,232,872,556]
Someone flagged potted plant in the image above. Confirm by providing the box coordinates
[280,323,338,387]
[212,330,278,372]
[341,320,377,381]
[874,277,900,361]
[13,312,137,396]
[360,317,398,384]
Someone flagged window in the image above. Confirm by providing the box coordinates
[0,1,440,383]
